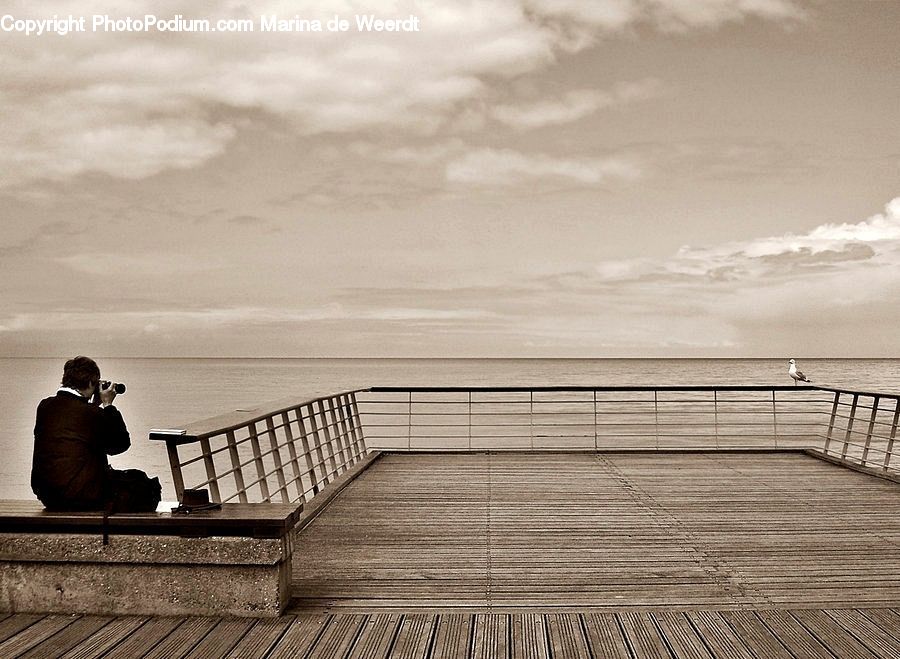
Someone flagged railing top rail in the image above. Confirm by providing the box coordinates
[368,385,819,393]
[368,385,899,399]
[811,385,900,401]
[149,386,370,445]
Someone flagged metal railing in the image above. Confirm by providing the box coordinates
[356,385,900,475]
[152,385,900,503]
[151,390,368,504]
[820,387,900,472]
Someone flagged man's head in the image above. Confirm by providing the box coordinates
[61,356,100,392]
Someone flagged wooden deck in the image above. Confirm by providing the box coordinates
[292,452,900,612]
[2,608,900,658]
[6,450,900,657]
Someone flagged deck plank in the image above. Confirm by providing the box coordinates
[719,610,793,658]
[754,609,835,659]
[582,612,638,657]
[59,616,148,659]
[226,617,296,659]
[684,611,754,659]
[510,613,547,659]
[545,614,588,659]
[429,614,472,659]
[308,614,366,658]
[346,614,401,659]
[791,609,879,658]
[472,613,509,659]
[141,616,219,659]
[183,618,256,659]
[102,617,184,659]
[266,614,330,658]
[859,609,900,642]
[825,609,900,659]
[17,615,111,659]
[618,611,671,659]
[0,614,80,657]
[0,614,44,644]
[653,612,713,659]
[392,613,436,659]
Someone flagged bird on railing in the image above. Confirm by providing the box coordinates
[788,359,811,385]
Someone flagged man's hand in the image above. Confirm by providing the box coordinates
[99,381,117,406]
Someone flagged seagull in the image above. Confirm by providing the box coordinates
[788,359,811,385]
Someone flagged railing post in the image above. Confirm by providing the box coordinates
[226,430,248,504]
[333,394,355,465]
[248,421,271,502]
[315,399,339,480]
[884,401,899,472]
[281,411,305,501]
[842,394,859,460]
[199,436,221,503]
[530,390,534,450]
[861,396,880,466]
[654,390,659,450]
[265,416,290,503]
[593,390,598,451]
[824,391,841,454]
[467,391,472,451]
[326,397,350,469]
[714,390,719,450]
[407,391,412,451]
[349,392,366,455]
[296,405,322,498]
[165,440,186,502]
[307,403,330,487]
[771,390,778,449]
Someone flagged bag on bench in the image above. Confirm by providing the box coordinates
[106,468,162,513]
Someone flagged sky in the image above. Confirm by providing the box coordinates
[1,0,898,357]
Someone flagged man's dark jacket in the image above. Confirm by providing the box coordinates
[31,391,131,510]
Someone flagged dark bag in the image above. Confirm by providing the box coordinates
[105,468,162,513]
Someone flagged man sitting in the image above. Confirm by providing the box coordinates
[31,356,161,512]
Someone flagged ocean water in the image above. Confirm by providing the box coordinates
[3,357,899,500]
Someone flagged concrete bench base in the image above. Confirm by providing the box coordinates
[0,532,293,617]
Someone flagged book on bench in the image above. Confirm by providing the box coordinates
[149,428,186,435]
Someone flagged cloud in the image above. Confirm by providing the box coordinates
[445,147,642,185]
[673,196,900,271]
[524,0,803,29]
[0,0,804,188]
[490,79,665,129]
[0,304,494,335]
[646,0,805,31]
[2,118,235,187]
[556,197,900,288]
[4,198,897,355]
[553,196,900,345]
[326,196,900,352]
[347,139,466,165]
[0,220,86,256]
[55,252,226,276]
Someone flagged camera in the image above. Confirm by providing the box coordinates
[100,380,126,394]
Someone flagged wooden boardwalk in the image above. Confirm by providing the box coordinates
[6,450,900,657]
[292,452,900,612]
[3,608,900,658]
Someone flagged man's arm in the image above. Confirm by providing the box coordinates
[100,405,131,455]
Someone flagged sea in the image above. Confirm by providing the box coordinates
[3,357,900,500]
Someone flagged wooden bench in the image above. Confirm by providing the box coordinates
[0,500,301,618]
